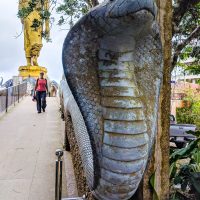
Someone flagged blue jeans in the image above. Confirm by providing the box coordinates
[36,91,46,112]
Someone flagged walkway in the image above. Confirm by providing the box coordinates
[0,97,67,200]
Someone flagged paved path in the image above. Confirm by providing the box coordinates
[0,97,67,200]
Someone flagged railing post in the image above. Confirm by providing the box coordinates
[12,87,13,105]
[55,149,64,200]
[0,83,27,114]
[13,86,15,106]
[18,84,20,103]
[59,160,63,200]
[55,160,59,200]
[5,88,8,112]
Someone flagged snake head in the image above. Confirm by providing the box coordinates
[106,0,157,18]
[90,0,157,36]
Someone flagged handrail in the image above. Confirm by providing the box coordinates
[55,149,86,200]
[55,149,63,200]
[0,82,27,113]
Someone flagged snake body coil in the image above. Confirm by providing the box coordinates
[61,0,163,199]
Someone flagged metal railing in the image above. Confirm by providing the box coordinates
[55,149,64,200]
[55,149,86,200]
[0,82,27,113]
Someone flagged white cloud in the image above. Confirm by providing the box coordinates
[0,0,68,83]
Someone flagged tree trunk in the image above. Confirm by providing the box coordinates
[134,1,172,199]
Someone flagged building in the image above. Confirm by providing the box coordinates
[171,80,200,116]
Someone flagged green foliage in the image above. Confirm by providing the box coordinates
[190,151,200,172]
[170,138,200,199]
[187,130,200,138]
[17,0,52,40]
[174,3,200,72]
[18,0,51,20]
[31,19,42,31]
[176,88,200,128]
[18,0,39,19]
[41,9,51,20]
[178,45,200,75]
[177,3,200,37]
[56,0,89,26]
[184,64,200,75]
[18,6,33,19]
[192,101,200,114]
[170,138,200,164]
[149,171,160,200]
[176,106,200,127]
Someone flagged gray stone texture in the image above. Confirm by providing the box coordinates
[61,0,163,199]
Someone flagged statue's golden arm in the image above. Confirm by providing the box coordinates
[18,0,24,10]
[18,0,29,24]
[18,0,25,24]
[44,0,50,38]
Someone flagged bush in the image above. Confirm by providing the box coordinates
[176,101,200,129]
[170,138,200,200]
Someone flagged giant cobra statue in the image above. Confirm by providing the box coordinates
[60,0,163,199]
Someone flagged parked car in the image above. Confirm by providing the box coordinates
[170,114,197,148]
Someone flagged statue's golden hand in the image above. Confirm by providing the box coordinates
[45,21,50,39]
[45,29,50,39]
[21,19,24,25]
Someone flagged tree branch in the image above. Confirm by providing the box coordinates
[172,25,200,70]
[90,0,99,7]
[85,0,99,8]
[172,0,200,35]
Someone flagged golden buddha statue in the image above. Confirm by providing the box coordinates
[18,0,50,78]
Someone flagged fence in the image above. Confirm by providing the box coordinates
[0,82,27,113]
[55,149,86,200]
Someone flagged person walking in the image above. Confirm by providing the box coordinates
[34,72,48,113]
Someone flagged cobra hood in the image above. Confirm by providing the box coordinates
[62,0,163,199]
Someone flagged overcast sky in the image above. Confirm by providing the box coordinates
[0,0,68,83]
